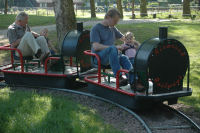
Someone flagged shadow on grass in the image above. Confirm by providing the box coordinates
[0,51,10,66]
[0,88,121,133]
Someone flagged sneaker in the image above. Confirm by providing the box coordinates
[35,49,42,58]
[119,76,128,87]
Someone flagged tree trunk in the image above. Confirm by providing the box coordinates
[140,0,147,17]
[90,0,96,18]
[198,0,200,10]
[4,0,8,15]
[116,0,123,18]
[183,0,191,17]
[132,0,135,19]
[53,0,76,45]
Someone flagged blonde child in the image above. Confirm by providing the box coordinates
[121,31,140,65]
[40,28,57,55]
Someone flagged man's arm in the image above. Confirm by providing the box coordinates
[119,36,125,42]
[11,38,21,48]
[7,28,20,48]
[113,26,125,42]
[26,25,39,38]
[92,42,109,51]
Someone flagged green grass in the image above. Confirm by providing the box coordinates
[0,87,122,133]
[0,14,56,30]
[1,9,200,30]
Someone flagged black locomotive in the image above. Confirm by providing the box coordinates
[0,23,192,109]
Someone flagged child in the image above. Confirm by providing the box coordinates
[121,31,140,66]
[121,32,144,91]
[40,28,57,55]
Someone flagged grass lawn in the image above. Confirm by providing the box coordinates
[0,88,122,133]
[1,10,199,30]
[0,14,56,30]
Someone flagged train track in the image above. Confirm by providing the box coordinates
[0,81,200,133]
[137,103,200,133]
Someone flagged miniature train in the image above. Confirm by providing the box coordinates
[0,23,192,110]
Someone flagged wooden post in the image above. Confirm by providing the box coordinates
[4,0,8,15]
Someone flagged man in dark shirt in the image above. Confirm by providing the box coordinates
[90,9,143,90]
[7,12,50,62]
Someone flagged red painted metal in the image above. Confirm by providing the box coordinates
[83,50,135,96]
[70,57,73,66]
[84,50,101,83]
[0,44,72,78]
[10,51,14,68]
[44,57,60,73]
[116,69,129,89]
[84,75,135,96]
[0,45,24,72]
[1,69,69,77]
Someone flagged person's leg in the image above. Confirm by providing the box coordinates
[127,57,144,90]
[119,54,134,84]
[94,45,120,76]
[17,32,40,56]
[36,36,50,57]
[129,57,134,66]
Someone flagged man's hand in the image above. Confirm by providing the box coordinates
[119,36,125,42]
[31,31,40,38]
[116,45,122,51]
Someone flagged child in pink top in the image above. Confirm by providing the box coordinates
[121,31,140,65]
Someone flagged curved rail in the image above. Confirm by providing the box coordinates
[49,87,152,133]
[0,81,152,133]
[1,82,199,133]
[162,104,200,132]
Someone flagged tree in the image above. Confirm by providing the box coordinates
[116,0,123,18]
[131,0,135,19]
[53,0,76,44]
[4,0,8,15]
[140,0,148,17]
[199,0,200,10]
[183,0,191,17]
[90,0,96,18]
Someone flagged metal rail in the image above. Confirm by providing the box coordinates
[162,104,200,132]
[49,88,152,133]
[0,81,152,133]
[1,81,200,133]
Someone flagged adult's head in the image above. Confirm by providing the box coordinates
[104,8,121,27]
[15,12,29,27]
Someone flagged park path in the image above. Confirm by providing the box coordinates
[0,19,171,45]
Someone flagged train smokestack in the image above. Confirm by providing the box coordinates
[77,22,83,32]
[159,27,168,40]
